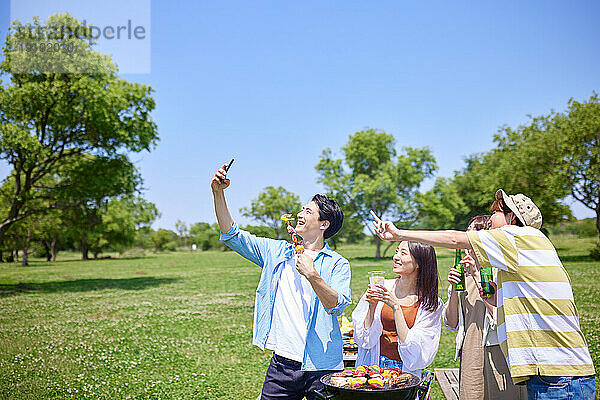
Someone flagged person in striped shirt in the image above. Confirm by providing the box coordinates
[369,189,595,400]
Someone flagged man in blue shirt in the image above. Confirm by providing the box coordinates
[211,163,351,400]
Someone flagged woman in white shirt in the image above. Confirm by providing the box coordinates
[443,215,526,399]
[352,241,443,377]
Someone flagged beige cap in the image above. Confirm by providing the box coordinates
[495,189,542,229]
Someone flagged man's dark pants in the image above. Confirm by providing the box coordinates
[260,354,338,400]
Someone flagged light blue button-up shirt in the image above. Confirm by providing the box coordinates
[221,223,351,371]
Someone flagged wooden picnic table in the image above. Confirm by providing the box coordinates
[434,368,459,400]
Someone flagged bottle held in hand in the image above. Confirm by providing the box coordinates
[454,249,466,291]
[480,267,495,297]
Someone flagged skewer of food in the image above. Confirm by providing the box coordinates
[329,365,413,389]
[280,214,305,254]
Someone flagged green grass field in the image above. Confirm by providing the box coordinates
[1,236,598,399]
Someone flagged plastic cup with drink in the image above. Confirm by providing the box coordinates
[368,271,386,287]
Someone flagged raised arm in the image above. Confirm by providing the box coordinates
[444,269,461,330]
[211,163,235,234]
[370,210,472,249]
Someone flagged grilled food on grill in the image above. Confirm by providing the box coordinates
[353,365,368,377]
[327,365,414,390]
[368,365,380,374]
[381,367,401,379]
[389,372,413,386]
[349,377,368,388]
[368,377,385,389]
[332,370,354,378]
[330,376,351,387]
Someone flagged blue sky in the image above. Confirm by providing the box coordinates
[1,1,599,230]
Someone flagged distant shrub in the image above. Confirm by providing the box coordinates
[189,222,221,250]
[547,218,596,238]
[150,229,178,251]
[164,241,178,252]
[120,248,148,258]
[244,225,277,239]
[590,242,600,261]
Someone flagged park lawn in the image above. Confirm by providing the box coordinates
[0,237,598,399]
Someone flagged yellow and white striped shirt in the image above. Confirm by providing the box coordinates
[467,225,595,384]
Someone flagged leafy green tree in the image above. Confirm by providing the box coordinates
[547,218,597,238]
[189,222,221,250]
[175,220,189,247]
[59,154,143,259]
[87,196,158,257]
[241,186,302,239]
[29,208,65,262]
[415,177,470,230]
[0,174,61,264]
[421,95,599,242]
[316,128,437,258]
[150,229,178,252]
[556,94,600,241]
[323,198,366,250]
[455,116,572,228]
[0,13,158,242]
[243,225,277,239]
[133,226,154,250]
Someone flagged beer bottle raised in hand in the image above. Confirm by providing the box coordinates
[453,249,466,291]
[480,267,495,297]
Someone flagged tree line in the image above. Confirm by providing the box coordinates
[241,95,600,259]
[1,14,598,263]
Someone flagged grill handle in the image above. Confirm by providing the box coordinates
[314,388,337,400]
[417,370,434,399]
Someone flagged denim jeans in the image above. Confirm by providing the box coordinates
[526,375,595,400]
[260,354,337,400]
[379,355,403,369]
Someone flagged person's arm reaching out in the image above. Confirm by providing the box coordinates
[211,164,234,234]
[370,210,472,250]
[211,163,276,268]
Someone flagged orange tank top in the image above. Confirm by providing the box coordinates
[379,301,420,361]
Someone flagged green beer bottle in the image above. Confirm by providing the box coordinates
[453,249,466,291]
[480,267,495,298]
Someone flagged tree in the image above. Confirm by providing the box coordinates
[150,229,178,252]
[455,116,572,229]
[240,186,302,239]
[0,174,60,264]
[0,13,158,242]
[59,154,143,259]
[419,96,600,239]
[322,197,366,250]
[415,177,470,230]
[316,128,437,258]
[87,196,158,257]
[243,225,277,239]
[175,220,189,248]
[556,94,600,241]
[189,222,221,250]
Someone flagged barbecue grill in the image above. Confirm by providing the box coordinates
[314,370,434,400]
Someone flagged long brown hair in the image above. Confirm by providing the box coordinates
[407,241,439,311]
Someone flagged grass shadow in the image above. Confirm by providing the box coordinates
[46,255,157,264]
[559,254,593,263]
[0,276,178,297]
[1,255,159,267]
[349,256,388,262]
